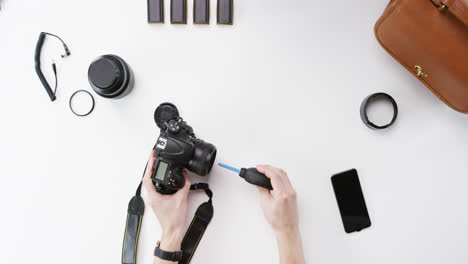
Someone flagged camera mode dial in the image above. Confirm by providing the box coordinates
[168,120,182,133]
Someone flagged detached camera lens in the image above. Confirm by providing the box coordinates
[88,54,134,99]
[188,139,217,176]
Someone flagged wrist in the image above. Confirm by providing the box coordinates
[274,225,300,241]
[159,229,184,252]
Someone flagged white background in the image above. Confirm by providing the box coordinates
[1,0,468,263]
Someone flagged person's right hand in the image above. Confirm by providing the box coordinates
[256,165,305,264]
[256,165,299,233]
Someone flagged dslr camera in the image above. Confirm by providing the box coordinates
[151,103,217,195]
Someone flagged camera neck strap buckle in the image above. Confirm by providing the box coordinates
[190,183,213,200]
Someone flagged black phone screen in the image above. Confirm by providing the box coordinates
[331,169,371,233]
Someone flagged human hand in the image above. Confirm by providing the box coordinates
[256,165,304,264]
[143,151,191,252]
[256,165,299,234]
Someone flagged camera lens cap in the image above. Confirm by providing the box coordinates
[154,103,179,128]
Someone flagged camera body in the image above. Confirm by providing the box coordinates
[152,103,217,195]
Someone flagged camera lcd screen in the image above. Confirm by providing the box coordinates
[331,169,371,233]
[155,161,168,181]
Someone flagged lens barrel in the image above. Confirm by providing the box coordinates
[188,139,217,176]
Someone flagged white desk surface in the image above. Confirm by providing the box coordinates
[1,0,468,263]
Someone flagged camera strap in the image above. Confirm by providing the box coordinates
[122,169,146,264]
[180,183,213,264]
[122,167,213,264]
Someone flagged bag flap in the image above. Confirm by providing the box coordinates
[375,0,468,113]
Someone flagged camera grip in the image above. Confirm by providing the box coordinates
[240,168,273,190]
[169,167,185,189]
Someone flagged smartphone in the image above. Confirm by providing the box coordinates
[331,169,371,233]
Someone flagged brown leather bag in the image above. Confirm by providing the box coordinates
[375,0,468,113]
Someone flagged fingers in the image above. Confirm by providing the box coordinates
[256,164,268,174]
[256,164,286,192]
[181,170,192,192]
[257,186,272,201]
[272,167,294,192]
[174,170,191,199]
[256,165,295,194]
[144,151,156,181]
[143,151,159,197]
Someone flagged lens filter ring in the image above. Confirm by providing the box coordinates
[69,90,95,117]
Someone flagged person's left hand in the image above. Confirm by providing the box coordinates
[143,151,191,252]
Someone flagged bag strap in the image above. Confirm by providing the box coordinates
[433,0,468,27]
[122,165,213,264]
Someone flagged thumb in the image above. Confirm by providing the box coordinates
[175,171,191,198]
[182,171,192,191]
[257,186,271,202]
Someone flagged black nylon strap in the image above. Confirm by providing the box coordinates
[179,184,213,264]
[154,245,184,261]
[122,196,145,264]
[122,165,147,264]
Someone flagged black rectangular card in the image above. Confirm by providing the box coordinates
[171,0,187,24]
[217,0,233,25]
[148,0,164,23]
[194,0,210,24]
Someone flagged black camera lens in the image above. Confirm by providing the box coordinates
[88,54,134,99]
[188,139,217,176]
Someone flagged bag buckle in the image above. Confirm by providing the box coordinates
[415,65,428,77]
[430,0,447,10]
